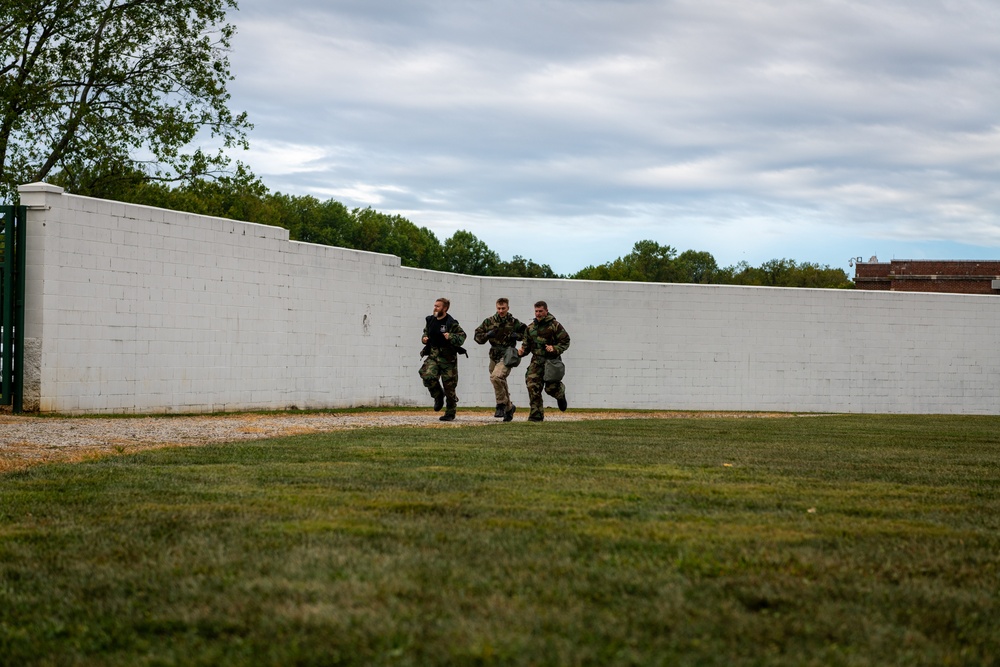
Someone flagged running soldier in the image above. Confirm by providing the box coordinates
[518,301,571,422]
[474,297,526,422]
[419,297,468,421]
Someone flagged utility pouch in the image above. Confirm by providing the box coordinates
[543,356,565,382]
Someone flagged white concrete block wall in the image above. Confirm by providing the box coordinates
[17,183,1000,415]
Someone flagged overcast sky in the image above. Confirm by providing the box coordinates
[224,0,1000,276]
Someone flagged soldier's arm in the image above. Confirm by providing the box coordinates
[450,322,468,347]
[512,319,527,341]
[552,324,570,354]
[473,317,494,345]
[519,326,535,356]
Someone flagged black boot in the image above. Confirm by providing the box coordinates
[557,396,568,412]
[503,405,516,422]
[494,403,505,418]
[433,394,444,411]
[439,413,455,421]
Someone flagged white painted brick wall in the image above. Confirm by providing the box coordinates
[18,183,1000,415]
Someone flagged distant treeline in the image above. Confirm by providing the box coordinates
[574,240,853,288]
[52,169,852,288]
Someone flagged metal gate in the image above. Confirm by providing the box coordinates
[1,204,26,412]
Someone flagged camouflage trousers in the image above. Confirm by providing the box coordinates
[488,359,514,409]
[525,356,565,420]
[419,353,459,415]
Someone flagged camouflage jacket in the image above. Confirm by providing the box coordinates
[474,313,527,362]
[521,314,570,359]
[421,314,468,360]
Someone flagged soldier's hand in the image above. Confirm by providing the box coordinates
[444,333,451,340]
[545,345,555,353]
[422,336,429,344]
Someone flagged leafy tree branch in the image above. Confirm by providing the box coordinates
[0,0,250,198]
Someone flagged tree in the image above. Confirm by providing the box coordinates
[715,258,852,288]
[348,207,446,271]
[388,220,446,272]
[625,240,680,282]
[262,193,349,248]
[497,255,559,279]
[674,249,718,284]
[0,0,250,199]
[573,240,681,282]
[573,240,852,289]
[443,230,501,276]
[73,163,280,228]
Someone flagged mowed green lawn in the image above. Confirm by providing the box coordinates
[1,414,998,666]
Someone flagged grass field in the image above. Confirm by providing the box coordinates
[1,414,998,666]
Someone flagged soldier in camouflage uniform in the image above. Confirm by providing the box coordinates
[474,297,527,422]
[420,297,468,421]
[518,300,571,422]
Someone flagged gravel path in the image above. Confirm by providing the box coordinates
[1,409,793,472]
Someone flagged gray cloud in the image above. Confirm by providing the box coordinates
[225,0,1000,273]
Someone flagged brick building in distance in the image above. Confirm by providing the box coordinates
[854,258,1000,294]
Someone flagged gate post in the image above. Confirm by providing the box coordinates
[13,204,26,412]
[1,204,26,412]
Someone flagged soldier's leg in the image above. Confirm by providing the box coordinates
[441,362,459,416]
[544,380,568,411]
[490,360,512,409]
[543,381,565,400]
[419,358,445,409]
[525,359,545,421]
[487,360,502,416]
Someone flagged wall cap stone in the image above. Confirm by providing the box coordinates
[18,182,65,194]
[18,182,64,210]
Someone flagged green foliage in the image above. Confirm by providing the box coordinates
[0,0,251,199]
[1,415,998,664]
[574,240,680,282]
[110,163,277,223]
[268,193,353,248]
[497,254,560,278]
[675,248,720,284]
[574,240,852,288]
[352,207,447,271]
[717,258,855,288]
[443,229,502,275]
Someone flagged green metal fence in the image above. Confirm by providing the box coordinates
[1,204,26,412]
